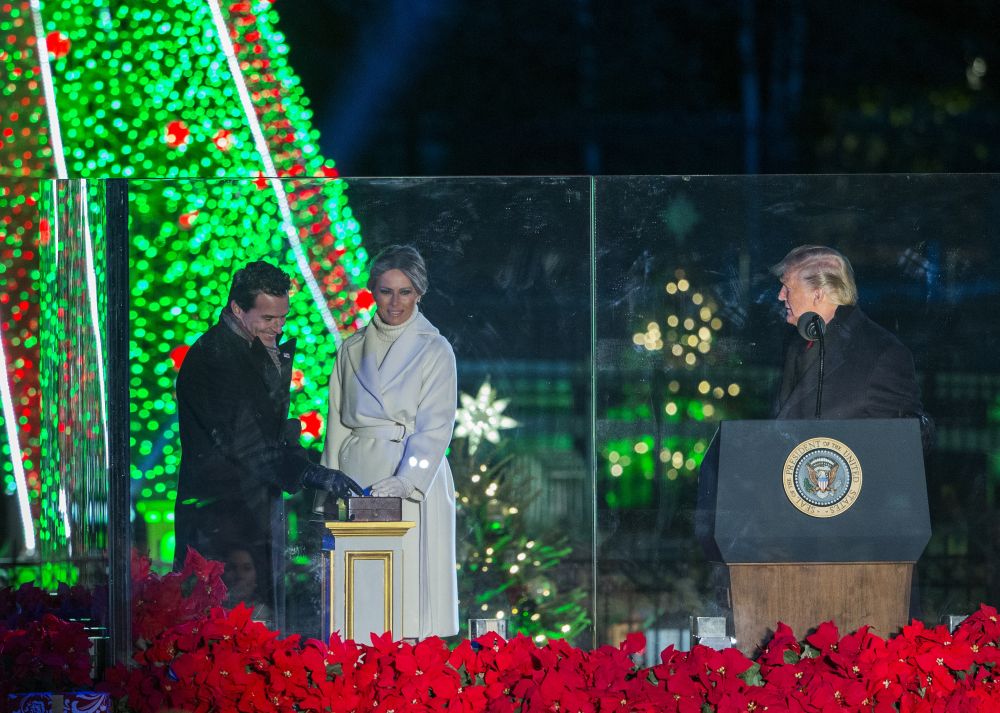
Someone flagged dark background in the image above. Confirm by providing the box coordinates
[275,0,1000,177]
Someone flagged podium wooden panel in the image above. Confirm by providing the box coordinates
[729,562,913,656]
[322,521,415,642]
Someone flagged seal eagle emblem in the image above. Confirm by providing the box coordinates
[783,438,862,518]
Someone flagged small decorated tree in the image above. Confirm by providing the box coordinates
[452,380,590,644]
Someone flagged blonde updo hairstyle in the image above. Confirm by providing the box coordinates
[366,244,429,296]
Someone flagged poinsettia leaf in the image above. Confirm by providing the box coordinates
[739,662,763,687]
[783,649,801,664]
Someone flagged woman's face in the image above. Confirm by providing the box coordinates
[373,269,419,326]
[223,549,258,603]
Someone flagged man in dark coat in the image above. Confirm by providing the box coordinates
[174,261,360,627]
[772,245,931,442]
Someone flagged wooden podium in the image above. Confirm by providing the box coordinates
[321,520,415,642]
[696,419,930,655]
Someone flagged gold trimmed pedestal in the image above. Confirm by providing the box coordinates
[321,520,415,642]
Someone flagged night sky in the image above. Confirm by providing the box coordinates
[276,0,1000,177]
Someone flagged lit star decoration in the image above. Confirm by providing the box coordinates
[0,0,373,565]
[453,380,518,455]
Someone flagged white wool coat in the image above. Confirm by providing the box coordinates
[321,311,459,638]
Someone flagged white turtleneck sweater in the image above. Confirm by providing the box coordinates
[370,306,420,367]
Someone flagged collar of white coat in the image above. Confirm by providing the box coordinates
[349,311,441,409]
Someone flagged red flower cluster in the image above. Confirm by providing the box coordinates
[103,611,656,712]
[0,613,93,696]
[20,547,1000,711]
[648,605,1000,711]
[0,581,99,696]
[0,581,97,629]
[100,551,1000,713]
[130,547,227,643]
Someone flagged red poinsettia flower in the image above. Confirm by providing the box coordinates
[959,604,1000,647]
[758,621,802,670]
[448,638,483,681]
[826,624,885,677]
[450,684,490,712]
[325,630,363,672]
[806,620,841,655]
[211,649,258,694]
[268,644,312,696]
[663,671,706,713]
[235,676,275,713]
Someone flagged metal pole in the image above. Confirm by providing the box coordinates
[105,178,131,664]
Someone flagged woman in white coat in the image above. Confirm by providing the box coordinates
[321,244,459,639]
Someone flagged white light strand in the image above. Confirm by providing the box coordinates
[0,319,37,554]
[81,180,111,472]
[206,0,342,347]
[29,0,68,178]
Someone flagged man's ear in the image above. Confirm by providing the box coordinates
[230,300,244,318]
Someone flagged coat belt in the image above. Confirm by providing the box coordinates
[352,423,410,443]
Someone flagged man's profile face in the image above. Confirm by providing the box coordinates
[777,271,816,326]
[232,292,290,346]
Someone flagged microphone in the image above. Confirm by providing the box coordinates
[796,312,827,417]
[796,312,826,341]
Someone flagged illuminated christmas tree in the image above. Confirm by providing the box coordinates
[0,0,371,569]
[452,380,590,644]
[603,267,742,509]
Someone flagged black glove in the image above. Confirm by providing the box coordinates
[302,464,364,500]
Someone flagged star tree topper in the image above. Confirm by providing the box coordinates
[453,380,518,455]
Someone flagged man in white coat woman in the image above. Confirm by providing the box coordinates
[321,244,459,639]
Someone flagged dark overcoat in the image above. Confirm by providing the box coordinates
[174,317,311,621]
[774,305,924,422]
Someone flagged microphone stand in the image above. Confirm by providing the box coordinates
[816,329,826,418]
[796,311,828,418]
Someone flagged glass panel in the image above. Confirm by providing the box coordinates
[595,174,1000,655]
[127,176,594,644]
[0,178,110,628]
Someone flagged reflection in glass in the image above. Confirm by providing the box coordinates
[0,179,109,620]
[127,177,594,644]
[596,174,1000,650]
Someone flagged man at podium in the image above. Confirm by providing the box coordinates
[694,245,934,651]
[771,245,928,435]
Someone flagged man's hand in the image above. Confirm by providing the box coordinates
[302,464,364,501]
[369,476,415,499]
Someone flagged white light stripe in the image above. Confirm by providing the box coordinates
[0,317,37,554]
[81,179,111,475]
[206,0,343,347]
[29,0,68,179]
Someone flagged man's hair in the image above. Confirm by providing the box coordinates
[227,261,292,311]
[366,244,429,296]
[771,245,858,306]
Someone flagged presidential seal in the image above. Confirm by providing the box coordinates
[782,437,862,518]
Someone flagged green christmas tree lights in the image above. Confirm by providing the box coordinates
[0,0,372,565]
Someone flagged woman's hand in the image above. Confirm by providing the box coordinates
[369,476,415,498]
